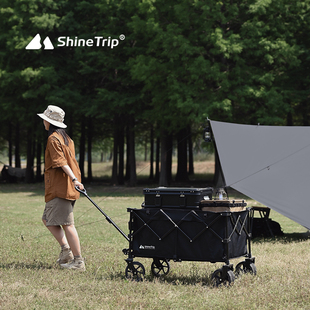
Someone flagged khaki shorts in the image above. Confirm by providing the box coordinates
[42,197,75,226]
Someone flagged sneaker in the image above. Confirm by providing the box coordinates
[60,258,86,271]
[57,247,74,265]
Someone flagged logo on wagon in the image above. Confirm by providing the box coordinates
[139,245,156,250]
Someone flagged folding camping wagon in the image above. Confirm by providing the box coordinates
[77,187,256,286]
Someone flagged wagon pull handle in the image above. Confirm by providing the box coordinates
[75,186,87,195]
[75,186,130,242]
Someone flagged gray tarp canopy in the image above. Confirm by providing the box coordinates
[210,120,310,230]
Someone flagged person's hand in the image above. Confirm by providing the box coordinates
[74,180,84,190]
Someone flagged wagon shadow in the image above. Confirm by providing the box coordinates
[148,274,213,287]
[105,268,217,287]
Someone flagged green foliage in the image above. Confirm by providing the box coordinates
[1,0,310,172]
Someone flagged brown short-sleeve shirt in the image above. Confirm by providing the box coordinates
[44,132,81,202]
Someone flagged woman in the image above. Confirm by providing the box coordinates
[38,105,85,271]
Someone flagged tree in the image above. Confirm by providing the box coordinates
[1,0,310,186]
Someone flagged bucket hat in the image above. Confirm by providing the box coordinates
[37,105,67,128]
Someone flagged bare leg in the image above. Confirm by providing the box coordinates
[42,219,67,246]
[62,224,81,257]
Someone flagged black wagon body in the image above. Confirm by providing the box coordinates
[123,189,256,284]
[127,207,249,263]
[77,187,256,285]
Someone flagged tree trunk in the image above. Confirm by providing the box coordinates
[301,100,310,126]
[87,117,93,182]
[144,136,147,161]
[167,134,173,184]
[287,111,293,126]
[26,128,34,183]
[118,125,124,185]
[112,123,119,185]
[8,122,13,166]
[15,122,21,168]
[128,117,136,186]
[67,113,74,139]
[36,140,42,182]
[175,128,189,182]
[213,144,225,188]
[155,136,160,182]
[159,132,169,186]
[125,125,130,181]
[188,126,194,175]
[149,126,154,180]
[79,119,86,182]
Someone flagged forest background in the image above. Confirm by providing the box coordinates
[0,0,309,187]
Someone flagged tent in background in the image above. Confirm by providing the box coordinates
[210,120,310,230]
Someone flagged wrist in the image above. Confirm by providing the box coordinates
[72,177,78,182]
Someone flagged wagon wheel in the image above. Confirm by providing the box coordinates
[151,259,170,277]
[211,268,235,287]
[235,261,257,276]
[125,261,145,282]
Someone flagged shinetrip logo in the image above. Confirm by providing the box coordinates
[25,34,54,50]
[25,33,125,50]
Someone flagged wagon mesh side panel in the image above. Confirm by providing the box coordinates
[227,211,248,259]
[130,209,177,259]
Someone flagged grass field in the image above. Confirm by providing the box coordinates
[1,179,310,309]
